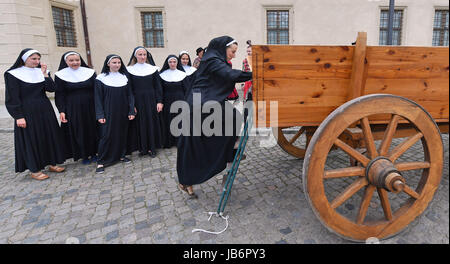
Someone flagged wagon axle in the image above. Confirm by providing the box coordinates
[366,157,405,193]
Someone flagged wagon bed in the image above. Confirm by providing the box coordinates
[253,32,449,128]
[250,32,449,241]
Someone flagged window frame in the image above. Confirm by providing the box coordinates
[378,8,405,46]
[432,9,449,46]
[139,10,165,48]
[266,10,290,45]
[51,5,78,47]
[263,6,293,45]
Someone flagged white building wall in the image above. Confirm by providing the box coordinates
[0,0,86,101]
[1,0,448,102]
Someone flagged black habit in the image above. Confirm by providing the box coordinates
[126,63,163,154]
[55,53,98,161]
[95,71,135,166]
[176,36,252,186]
[5,65,66,173]
[159,55,189,148]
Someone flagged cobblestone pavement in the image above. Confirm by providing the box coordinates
[0,115,448,244]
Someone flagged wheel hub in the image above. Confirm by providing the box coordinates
[365,157,405,193]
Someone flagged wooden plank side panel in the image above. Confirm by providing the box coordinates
[274,106,340,128]
[262,79,349,98]
[365,46,449,79]
[253,50,265,128]
[253,45,449,127]
[253,45,354,80]
[252,45,354,127]
[254,79,352,126]
[253,45,355,64]
[261,78,350,126]
[364,78,449,120]
[365,46,449,121]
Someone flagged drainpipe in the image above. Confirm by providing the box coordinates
[387,0,395,45]
[80,0,93,67]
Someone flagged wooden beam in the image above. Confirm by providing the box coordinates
[349,32,368,100]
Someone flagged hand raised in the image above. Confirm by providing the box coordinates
[41,64,48,77]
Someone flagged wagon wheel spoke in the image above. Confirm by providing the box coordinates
[360,117,378,159]
[288,127,306,144]
[302,94,443,241]
[388,132,424,162]
[273,127,310,159]
[330,178,368,209]
[402,184,420,199]
[379,114,400,156]
[395,161,431,171]
[324,167,365,179]
[356,185,376,224]
[377,188,393,221]
[334,139,370,167]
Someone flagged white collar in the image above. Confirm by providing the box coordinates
[126,63,159,77]
[7,66,46,83]
[159,69,187,82]
[55,66,95,83]
[96,72,128,87]
[182,65,197,76]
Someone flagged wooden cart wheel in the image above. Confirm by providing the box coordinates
[272,127,314,158]
[302,94,443,242]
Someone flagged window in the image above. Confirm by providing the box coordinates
[432,10,449,46]
[267,10,289,44]
[379,9,403,45]
[141,12,164,48]
[52,6,77,47]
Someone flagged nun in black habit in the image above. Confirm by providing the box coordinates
[126,46,163,157]
[179,51,197,76]
[159,55,189,148]
[176,36,252,197]
[94,55,136,173]
[4,48,66,180]
[179,51,197,91]
[54,51,98,164]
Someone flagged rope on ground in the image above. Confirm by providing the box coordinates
[192,212,229,235]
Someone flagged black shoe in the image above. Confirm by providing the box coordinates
[138,152,146,157]
[149,150,156,158]
[96,166,104,174]
[120,157,131,164]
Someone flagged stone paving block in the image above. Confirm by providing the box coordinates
[105,230,119,241]
[121,233,137,243]
[0,121,448,244]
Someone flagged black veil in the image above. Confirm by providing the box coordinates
[57,51,89,71]
[160,55,184,73]
[201,36,236,64]
[6,48,42,72]
[101,54,128,75]
[127,46,156,66]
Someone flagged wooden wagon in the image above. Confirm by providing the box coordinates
[251,32,449,242]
